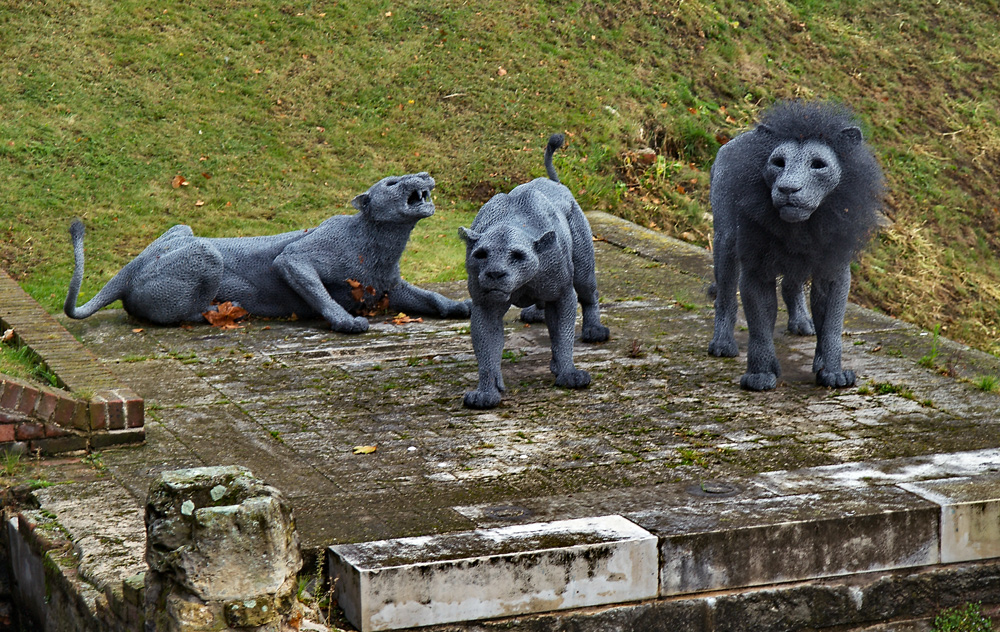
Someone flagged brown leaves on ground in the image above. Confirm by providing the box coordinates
[171,175,189,188]
[203,302,248,329]
[352,445,377,455]
[346,279,390,316]
[388,313,422,325]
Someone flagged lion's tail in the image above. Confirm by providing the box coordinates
[544,133,565,183]
[64,220,129,319]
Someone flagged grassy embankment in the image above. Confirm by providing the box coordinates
[2,1,999,355]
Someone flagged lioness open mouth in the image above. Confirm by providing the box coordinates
[408,189,431,206]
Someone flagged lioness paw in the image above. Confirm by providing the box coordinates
[555,369,591,389]
[708,337,739,357]
[463,389,502,409]
[582,323,610,343]
[331,316,369,334]
[518,305,546,323]
[443,299,472,318]
[787,317,816,336]
[816,368,856,388]
[740,372,778,391]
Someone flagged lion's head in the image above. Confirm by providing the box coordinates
[458,224,556,304]
[352,172,435,223]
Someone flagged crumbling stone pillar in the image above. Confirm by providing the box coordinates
[144,466,303,632]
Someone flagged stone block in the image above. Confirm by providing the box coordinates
[15,422,44,441]
[629,486,940,596]
[328,514,658,632]
[34,391,58,422]
[90,427,145,449]
[30,434,89,455]
[0,382,21,410]
[0,422,15,443]
[16,387,38,415]
[89,395,108,431]
[900,474,1000,563]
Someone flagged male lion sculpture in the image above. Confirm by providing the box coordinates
[459,134,610,409]
[708,101,884,390]
[65,173,471,332]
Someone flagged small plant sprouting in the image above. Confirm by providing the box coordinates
[1,450,23,477]
[919,323,942,369]
[627,339,644,358]
[974,375,999,393]
[932,602,992,632]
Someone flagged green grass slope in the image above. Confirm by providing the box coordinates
[2,0,999,355]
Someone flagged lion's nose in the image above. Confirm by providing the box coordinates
[777,183,800,195]
[485,269,507,281]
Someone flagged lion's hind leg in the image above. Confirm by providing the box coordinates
[124,240,224,324]
[782,274,816,336]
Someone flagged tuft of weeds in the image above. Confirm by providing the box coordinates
[974,375,999,393]
[932,602,992,632]
[919,324,942,369]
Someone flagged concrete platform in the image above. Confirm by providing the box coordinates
[5,212,1000,631]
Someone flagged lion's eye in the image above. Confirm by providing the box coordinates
[510,250,526,262]
[473,249,488,260]
[386,179,400,186]
[770,157,785,168]
[811,159,827,169]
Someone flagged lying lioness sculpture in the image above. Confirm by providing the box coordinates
[708,101,884,390]
[65,173,470,332]
[459,134,610,409]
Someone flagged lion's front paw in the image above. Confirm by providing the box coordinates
[555,369,591,389]
[582,323,610,343]
[443,299,472,319]
[787,317,816,336]
[463,389,503,409]
[331,316,370,334]
[709,337,739,357]
[519,305,545,323]
[740,372,778,391]
[816,368,856,388]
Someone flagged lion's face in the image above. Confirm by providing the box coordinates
[352,172,435,223]
[763,140,842,223]
[459,226,555,303]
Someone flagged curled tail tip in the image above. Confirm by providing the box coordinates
[547,133,565,151]
[70,219,84,238]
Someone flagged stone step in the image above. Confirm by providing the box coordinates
[327,515,659,632]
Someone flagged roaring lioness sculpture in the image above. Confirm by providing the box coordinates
[459,134,610,409]
[708,101,884,390]
[65,173,470,332]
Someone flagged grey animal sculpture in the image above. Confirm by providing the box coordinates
[708,101,884,390]
[65,173,471,332]
[459,134,610,409]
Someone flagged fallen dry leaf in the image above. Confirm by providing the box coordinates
[353,445,377,455]
[497,66,507,76]
[195,200,205,207]
[2,328,14,343]
[389,313,423,325]
[203,301,248,329]
[132,328,144,334]
[171,175,188,188]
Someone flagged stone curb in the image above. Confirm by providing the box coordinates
[0,269,144,454]
[329,448,1000,631]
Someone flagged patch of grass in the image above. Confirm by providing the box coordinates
[918,324,942,369]
[933,602,992,632]
[1,451,23,477]
[1,0,1000,360]
[0,338,60,387]
[974,375,999,393]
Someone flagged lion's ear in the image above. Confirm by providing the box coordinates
[458,227,480,244]
[534,230,557,253]
[756,123,775,136]
[351,193,370,212]
[839,126,863,144]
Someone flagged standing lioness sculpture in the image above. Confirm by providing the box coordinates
[65,173,470,332]
[459,134,610,409]
[708,101,884,390]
